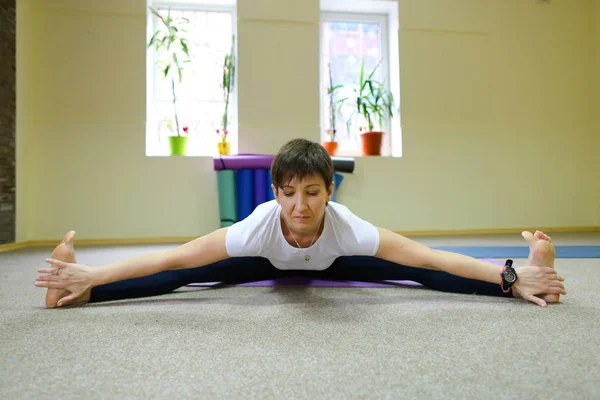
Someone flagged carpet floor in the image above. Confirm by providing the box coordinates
[1,232,599,399]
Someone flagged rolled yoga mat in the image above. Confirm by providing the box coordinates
[214,155,355,173]
[267,173,275,201]
[331,157,354,173]
[235,168,272,221]
[253,169,268,207]
[216,170,237,228]
[235,169,255,221]
[187,259,503,288]
[332,173,344,203]
[215,155,273,170]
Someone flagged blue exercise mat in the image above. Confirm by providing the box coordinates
[432,246,600,258]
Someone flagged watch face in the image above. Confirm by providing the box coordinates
[504,271,517,283]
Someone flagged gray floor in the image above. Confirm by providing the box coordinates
[1,233,599,399]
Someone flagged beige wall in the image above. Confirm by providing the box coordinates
[594,0,600,227]
[16,0,599,241]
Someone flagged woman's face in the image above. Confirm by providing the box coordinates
[272,174,334,235]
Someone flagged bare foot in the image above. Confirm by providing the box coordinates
[519,230,560,304]
[44,231,90,308]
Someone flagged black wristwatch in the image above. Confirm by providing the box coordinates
[501,259,518,293]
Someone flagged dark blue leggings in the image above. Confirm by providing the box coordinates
[89,256,512,303]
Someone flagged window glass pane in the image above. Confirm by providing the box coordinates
[151,8,234,156]
[322,19,385,154]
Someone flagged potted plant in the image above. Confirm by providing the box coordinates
[148,7,191,156]
[217,35,236,156]
[323,61,346,156]
[347,60,395,156]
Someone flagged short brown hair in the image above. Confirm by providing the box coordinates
[271,139,334,191]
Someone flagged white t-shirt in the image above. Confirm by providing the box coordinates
[225,200,380,270]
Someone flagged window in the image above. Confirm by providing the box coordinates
[146,2,237,156]
[320,1,401,157]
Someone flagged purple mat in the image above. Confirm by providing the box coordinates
[214,154,356,174]
[187,259,503,288]
[214,155,274,171]
[253,169,268,206]
[188,278,424,288]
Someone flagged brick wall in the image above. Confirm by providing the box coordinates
[0,0,16,244]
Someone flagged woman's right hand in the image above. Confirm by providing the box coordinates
[35,259,96,306]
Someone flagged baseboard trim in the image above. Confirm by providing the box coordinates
[1,226,598,253]
[0,241,32,253]
[28,237,197,247]
[393,226,600,237]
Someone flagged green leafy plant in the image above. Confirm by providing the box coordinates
[346,59,395,135]
[325,62,346,142]
[217,35,236,143]
[148,7,191,137]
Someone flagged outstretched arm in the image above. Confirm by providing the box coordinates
[375,228,566,305]
[89,227,230,286]
[375,228,504,282]
[36,228,230,303]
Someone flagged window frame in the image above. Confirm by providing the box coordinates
[146,1,238,156]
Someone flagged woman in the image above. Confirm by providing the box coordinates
[35,139,566,308]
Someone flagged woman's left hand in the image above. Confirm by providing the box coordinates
[36,259,96,306]
[513,266,566,307]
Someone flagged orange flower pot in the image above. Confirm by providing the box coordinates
[360,131,383,156]
[322,141,338,156]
